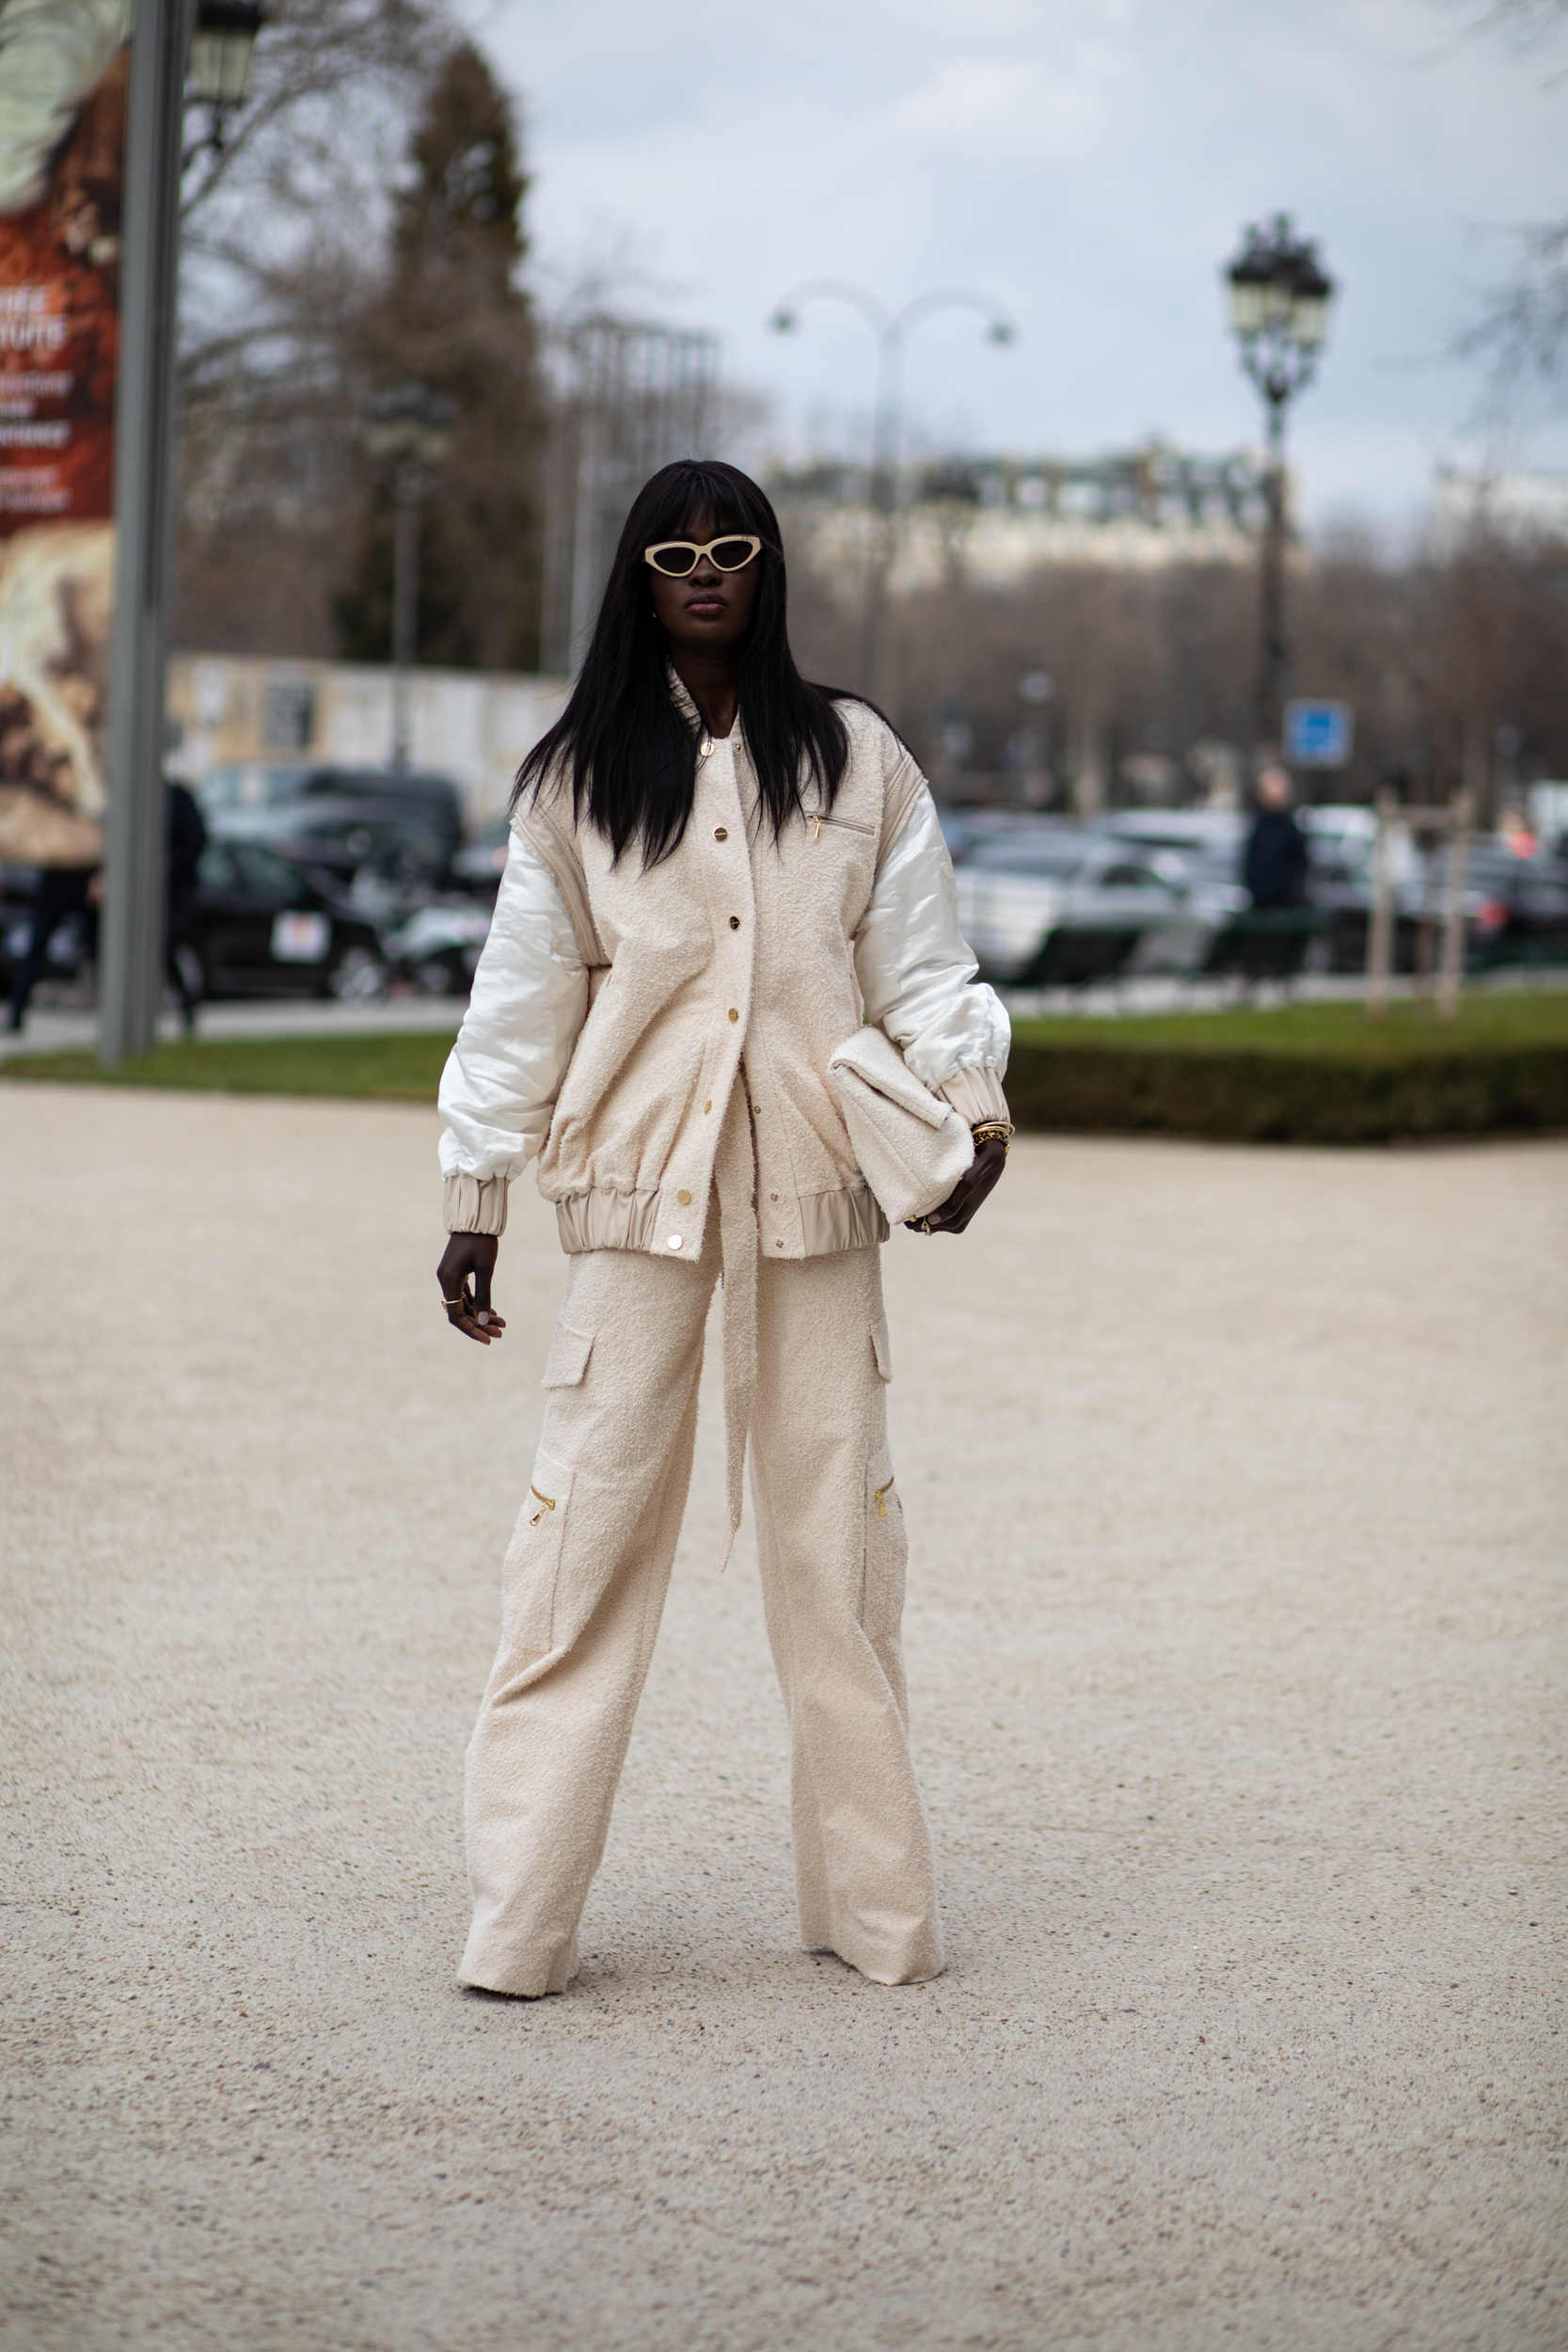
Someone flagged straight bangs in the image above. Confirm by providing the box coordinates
[515,459,853,867]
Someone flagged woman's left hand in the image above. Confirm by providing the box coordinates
[911,1136,1008,1236]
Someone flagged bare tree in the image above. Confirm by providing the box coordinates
[173,0,456,656]
[1449,0,1568,405]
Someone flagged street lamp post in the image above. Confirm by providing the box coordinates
[358,386,456,771]
[768,281,1015,697]
[99,0,264,1069]
[1223,215,1334,760]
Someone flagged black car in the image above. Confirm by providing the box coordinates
[199,764,464,874]
[1417,836,1568,971]
[182,840,389,1001]
[209,795,455,891]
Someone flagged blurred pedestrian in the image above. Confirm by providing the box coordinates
[165,779,206,1035]
[436,459,1013,1998]
[7,858,99,1032]
[1244,763,1308,909]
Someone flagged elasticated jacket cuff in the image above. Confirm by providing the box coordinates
[938,1065,1010,1127]
[443,1173,510,1235]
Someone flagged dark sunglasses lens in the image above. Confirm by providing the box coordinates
[709,537,755,571]
[651,546,696,576]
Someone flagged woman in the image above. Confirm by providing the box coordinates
[436,460,1011,1996]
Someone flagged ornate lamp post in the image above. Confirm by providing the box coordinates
[358,386,456,771]
[1223,215,1334,756]
[768,280,1015,696]
[187,0,265,139]
[100,0,265,1069]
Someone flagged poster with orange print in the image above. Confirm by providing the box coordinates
[0,0,131,866]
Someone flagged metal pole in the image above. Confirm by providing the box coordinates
[101,0,197,1067]
[1366,789,1395,1021]
[567,377,602,673]
[861,322,899,700]
[1258,392,1289,754]
[1437,791,1474,1024]
[390,471,419,770]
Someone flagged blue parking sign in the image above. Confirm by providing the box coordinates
[1284,700,1353,768]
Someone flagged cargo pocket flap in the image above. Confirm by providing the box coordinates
[499,1447,577,1670]
[542,1320,594,1389]
[870,1315,893,1383]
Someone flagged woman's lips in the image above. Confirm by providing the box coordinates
[686,593,726,614]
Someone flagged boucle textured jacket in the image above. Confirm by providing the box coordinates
[438,692,1009,1261]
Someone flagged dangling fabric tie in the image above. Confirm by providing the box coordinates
[712,1078,757,1567]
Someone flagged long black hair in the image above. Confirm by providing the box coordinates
[515,459,852,866]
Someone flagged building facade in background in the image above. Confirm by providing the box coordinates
[166,653,570,829]
[772,443,1268,593]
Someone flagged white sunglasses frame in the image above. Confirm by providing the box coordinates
[642,534,764,579]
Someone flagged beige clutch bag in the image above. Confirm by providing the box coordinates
[826,1027,974,1227]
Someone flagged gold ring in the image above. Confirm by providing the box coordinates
[442,1295,465,1310]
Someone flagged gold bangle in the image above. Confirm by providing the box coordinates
[971,1120,1014,1147]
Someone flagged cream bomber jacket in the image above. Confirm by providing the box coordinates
[438,696,1010,1260]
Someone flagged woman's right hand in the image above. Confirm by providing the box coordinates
[437,1232,505,1345]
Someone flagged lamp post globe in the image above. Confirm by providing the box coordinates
[1223,214,1335,762]
[767,279,1017,695]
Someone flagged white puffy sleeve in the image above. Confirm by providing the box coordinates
[853,786,1012,1125]
[437,831,588,1232]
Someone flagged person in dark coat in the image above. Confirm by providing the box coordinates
[7,861,99,1032]
[1243,765,1309,909]
[165,779,207,1035]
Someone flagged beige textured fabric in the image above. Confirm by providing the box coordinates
[512,709,955,1265]
[457,1233,942,1997]
[828,1026,976,1226]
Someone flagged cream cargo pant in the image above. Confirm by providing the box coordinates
[458,1239,943,1994]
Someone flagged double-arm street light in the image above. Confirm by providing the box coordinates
[358,385,456,771]
[100,0,264,1068]
[1223,215,1334,759]
[768,280,1016,694]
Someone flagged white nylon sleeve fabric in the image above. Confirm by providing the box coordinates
[437,834,588,1183]
[854,787,1011,1092]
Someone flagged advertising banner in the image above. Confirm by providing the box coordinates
[0,0,131,866]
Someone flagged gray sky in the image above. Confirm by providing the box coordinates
[457,0,1566,530]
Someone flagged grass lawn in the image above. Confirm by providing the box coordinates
[5,989,1566,1142]
[0,1029,453,1103]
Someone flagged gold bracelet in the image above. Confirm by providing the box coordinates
[971,1120,1014,1147]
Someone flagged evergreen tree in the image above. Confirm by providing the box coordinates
[335,41,546,672]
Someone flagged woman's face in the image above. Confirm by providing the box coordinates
[647,512,761,655]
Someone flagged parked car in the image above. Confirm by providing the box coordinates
[938,810,1064,866]
[198,763,464,872]
[1407,834,1568,971]
[386,898,493,996]
[954,829,1232,983]
[183,840,389,1001]
[449,816,513,893]
[210,795,455,891]
[1094,809,1246,864]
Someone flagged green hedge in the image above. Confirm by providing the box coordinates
[1006,1041,1568,1143]
[1006,996,1568,1142]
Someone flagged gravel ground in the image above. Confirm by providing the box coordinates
[1,1086,1563,2352]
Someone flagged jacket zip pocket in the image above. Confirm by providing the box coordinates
[812,810,877,842]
